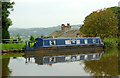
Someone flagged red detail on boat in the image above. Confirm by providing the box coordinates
[49,37,53,38]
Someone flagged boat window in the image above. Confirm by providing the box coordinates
[72,40,75,43]
[65,40,71,44]
[77,40,80,44]
[50,40,56,45]
[93,39,96,43]
[84,39,88,44]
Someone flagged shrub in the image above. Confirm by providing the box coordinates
[102,38,118,48]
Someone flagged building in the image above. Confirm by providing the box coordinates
[61,23,71,32]
[47,23,83,38]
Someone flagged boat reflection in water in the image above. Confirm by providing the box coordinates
[24,49,104,65]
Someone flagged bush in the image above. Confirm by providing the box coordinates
[102,38,118,48]
[118,39,120,49]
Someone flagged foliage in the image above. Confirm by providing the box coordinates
[102,38,118,48]
[29,35,35,41]
[118,38,120,47]
[35,36,40,40]
[0,43,1,50]
[2,1,15,39]
[107,6,120,37]
[41,35,44,38]
[36,36,40,38]
[41,35,47,38]
[2,43,26,50]
[80,8,118,38]
[40,35,47,38]
[35,35,47,39]
[17,34,21,42]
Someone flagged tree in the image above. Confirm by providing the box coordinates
[0,2,2,43]
[107,7,120,38]
[40,35,47,38]
[2,1,15,39]
[29,35,35,41]
[17,34,21,42]
[80,9,118,38]
[41,35,44,38]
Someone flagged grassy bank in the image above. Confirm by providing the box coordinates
[102,38,119,48]
[2,43,26,50]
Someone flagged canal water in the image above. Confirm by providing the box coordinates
[1,48,119,76]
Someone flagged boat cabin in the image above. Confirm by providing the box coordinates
[31,37,103,48]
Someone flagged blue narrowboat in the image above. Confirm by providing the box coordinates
[24,37,104,50]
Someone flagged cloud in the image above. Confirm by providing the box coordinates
[10,0,120,28]
[11,0,60,3]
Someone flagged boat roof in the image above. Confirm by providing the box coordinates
[36,37,100,40]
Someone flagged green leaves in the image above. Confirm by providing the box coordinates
[107,7,120,37]
[29,35,35,41]
[2,1,15,39]
[80,8,118,38]
[17,34,21,42]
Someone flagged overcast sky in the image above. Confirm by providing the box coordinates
[9,0,119,28]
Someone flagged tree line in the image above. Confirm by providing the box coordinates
[80,7,120,39]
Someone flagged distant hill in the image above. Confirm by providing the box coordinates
[9,24,82,40]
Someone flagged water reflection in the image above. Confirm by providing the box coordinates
[2,58,12,76]
[2,48,119,76]
[24,50,104,65]
[83,48,119,76]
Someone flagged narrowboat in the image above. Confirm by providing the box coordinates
[24,37,104,51]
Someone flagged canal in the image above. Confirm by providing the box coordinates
[1,48,119,76]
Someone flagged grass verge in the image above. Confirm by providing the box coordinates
[2,43,26,50]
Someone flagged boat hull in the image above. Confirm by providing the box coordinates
[25,44,104,52]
